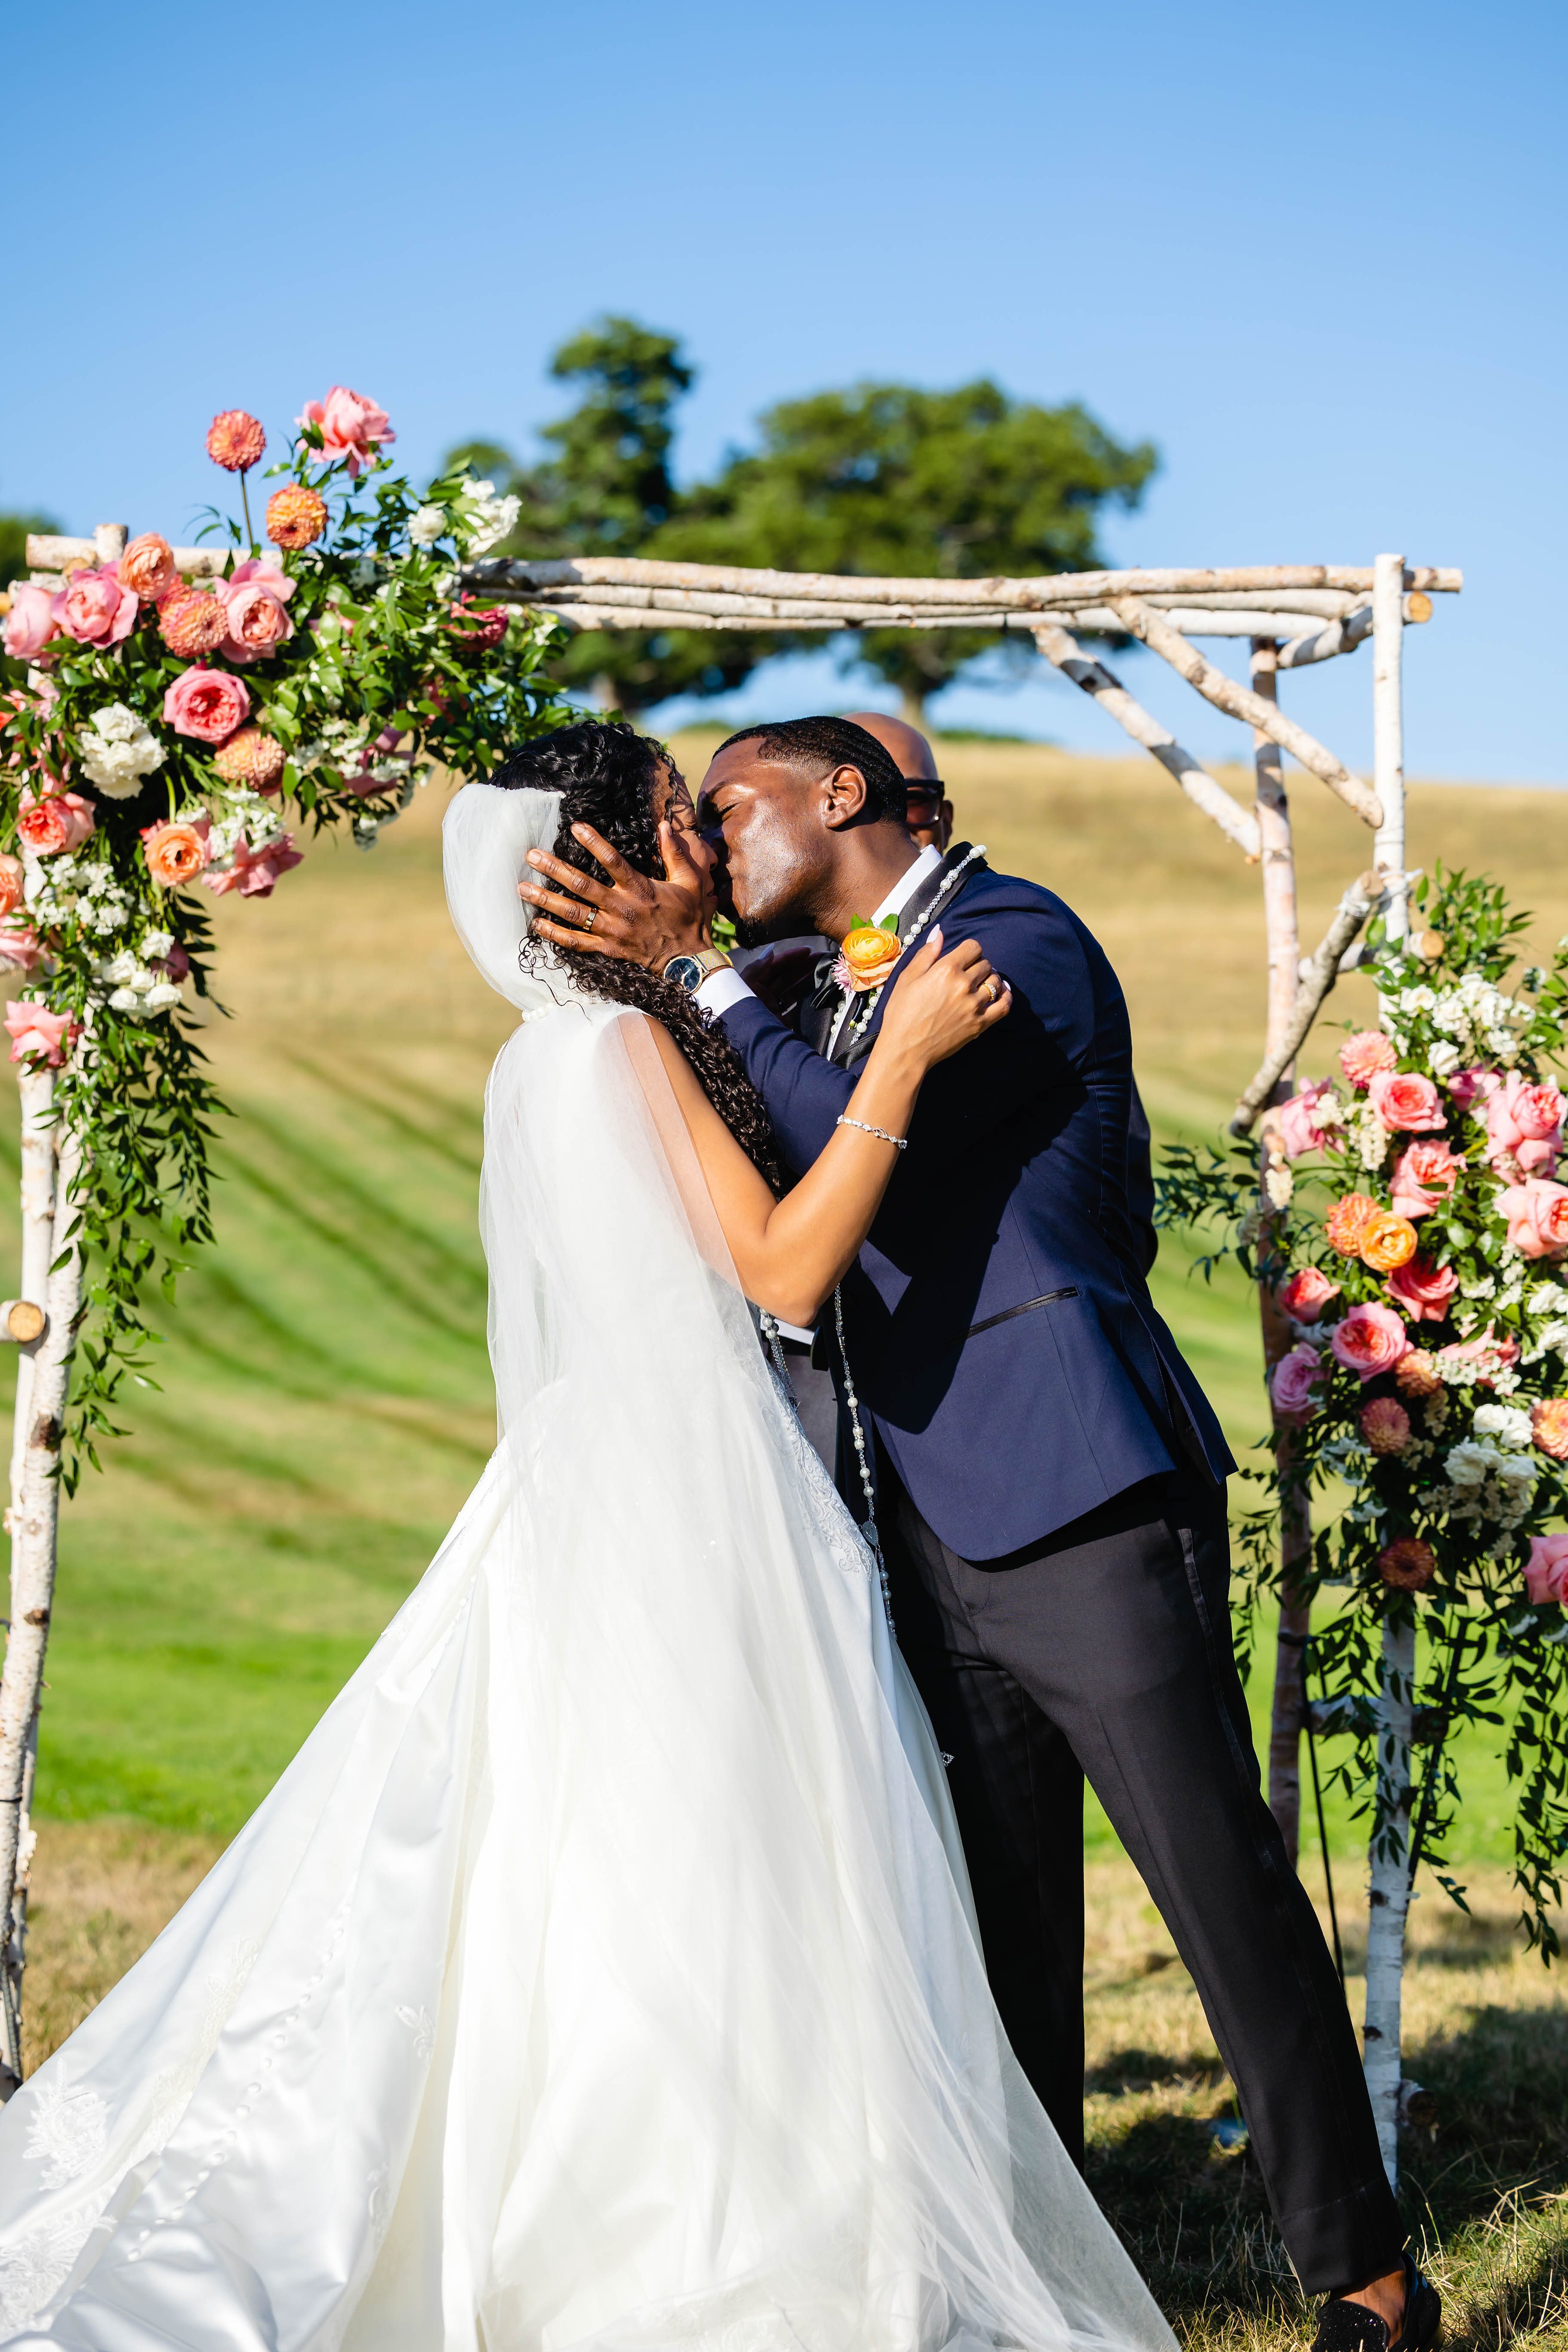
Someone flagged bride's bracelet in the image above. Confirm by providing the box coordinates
[837,1116,907,1151]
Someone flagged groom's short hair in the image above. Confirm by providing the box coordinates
[715,717,907,821]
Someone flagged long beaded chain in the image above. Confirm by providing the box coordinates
[840,843,987,1054]
[834,1286,893,1625]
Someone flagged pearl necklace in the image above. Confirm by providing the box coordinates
[839,844,987,1053]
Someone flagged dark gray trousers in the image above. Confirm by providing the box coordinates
[878,1447,1403,2294]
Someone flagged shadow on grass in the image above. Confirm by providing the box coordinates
[1089,1998,1568,2345]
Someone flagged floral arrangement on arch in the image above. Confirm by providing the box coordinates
[1159,869,1568,1946]
[0,387,567,1478]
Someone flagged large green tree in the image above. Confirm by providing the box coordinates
[668,381,1157,724]
[446,318,762,716]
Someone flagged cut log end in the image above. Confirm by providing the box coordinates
[0,1302,45,1345]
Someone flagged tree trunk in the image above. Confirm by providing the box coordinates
[899,683,928,730]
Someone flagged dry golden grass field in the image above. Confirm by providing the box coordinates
[16,727,1568,2344]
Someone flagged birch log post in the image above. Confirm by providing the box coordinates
[1250,642,1313,1866]
[0,1108,82,2096]
[1106,595,1384,831]
[1229,871,1387,1135]
[1364,553,1412,2186]
[1029,621,1261,858]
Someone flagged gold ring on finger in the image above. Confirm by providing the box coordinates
[582,906,597,934]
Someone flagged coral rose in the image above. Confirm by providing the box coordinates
[4,1002,77,1069]
[52,564,136,650]
[835,924,903,993]
[212,727,286,789]
[206,410,267,471]
[1368,1068,1446,1133]
[203,831,303,899]
[0,924,43,975]
[159,590,229,658]
[163,666,250,745]
[1340,1031,1398,1088]
[1276,1080,1341,1159]
[1270,1343,1323,1422]
[446,594,509,652]
[1485,1072,1565,1174]
[1499,1177,1568,1259]
[3,583,61,663]
[0,855,25,918]
[1278,1265,1341,1322]
[1324,1192,1380,1258]
[1532,1401,1568,1462]
[1379,1538,1437,1593]
[1385,1253,1460,1323]
[1361,1210,1419,1273]
[1396,1350,1444,1399]
[1390,1138,1464,1219]
[141,814,212,888]
[264,486,328,549]
[1361,1396,1411,1455]
[1524,1531,1568,1605]
[120,533,180,604]
[297,387,396,477]
[1331,1301,1410,1383]
[1447,1068,1493,1111]
[17,790,95,856]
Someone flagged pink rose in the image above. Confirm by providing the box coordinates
[219,582,295,664]
[1447,1068,1494,1111]
[51,563,136,650]
[1385,1253,1459,1323]
[216,558,297,606]
[1331,1301,1411,1383]
[3,584,61,663]
[17,790,95,856]
[1485,1073,1565,1174]
[1276,1080,1341,1160]
[203,831,304,899]
[4,1001,77,1069]
[0,924,43,975]
[1499,1177,1568,1259]
[0,856,25,918]
[1278,1266,1341,1322]
[1270,1343,1323,1422]
[1390,1137,1465,1219]
[1525,1531,1568,1605]
[297,386,396,477]
[162,666,251,744]
[1368,1069,1446,1133]
[1340,1031,1398,1089]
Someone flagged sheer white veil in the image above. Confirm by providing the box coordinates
[442,780,577,1018]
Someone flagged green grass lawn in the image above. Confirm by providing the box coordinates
[13,740,1568,1896]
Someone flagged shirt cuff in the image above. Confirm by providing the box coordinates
[695,966,756,1019]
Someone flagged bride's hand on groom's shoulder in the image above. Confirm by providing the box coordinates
[518,820,706,970]
[876,930,1011,1074]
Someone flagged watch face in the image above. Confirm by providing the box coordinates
[665,955,703,992]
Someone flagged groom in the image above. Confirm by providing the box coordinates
[520,716,1420,2344]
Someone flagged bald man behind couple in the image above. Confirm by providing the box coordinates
[519,713,1434,2352]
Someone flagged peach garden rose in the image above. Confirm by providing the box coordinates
[1498,1177,1568,1259]
[162,666,251,745]
[52,564,136,650]
[1330,1301,1410,1382]
[1278,1265,1340,1321]
[141,815,212,889]
[298,386,396,477]
[17,789,95,856]
[2,584,61,663]
[1367,1068,1445,1133]
[119,533,180,604]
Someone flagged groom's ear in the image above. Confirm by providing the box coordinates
[820,762,872,831]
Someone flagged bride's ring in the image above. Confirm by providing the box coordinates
[581,906,597,935]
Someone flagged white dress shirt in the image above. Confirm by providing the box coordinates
[694,843,942,1025]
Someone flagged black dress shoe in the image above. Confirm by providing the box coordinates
[1311,2254,1441,2352]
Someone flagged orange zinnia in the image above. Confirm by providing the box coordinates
[1360,1210,1419,1273]
[265,486,328,550]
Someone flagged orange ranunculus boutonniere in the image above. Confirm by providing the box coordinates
[834,913,902,994]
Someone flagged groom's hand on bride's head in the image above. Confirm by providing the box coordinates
[520,820,707,971]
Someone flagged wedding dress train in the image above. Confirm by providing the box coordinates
[0,785,1173,2352]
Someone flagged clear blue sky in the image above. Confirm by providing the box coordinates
[7,0,1564,780]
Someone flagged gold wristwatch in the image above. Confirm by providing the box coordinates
[661,948,733,993]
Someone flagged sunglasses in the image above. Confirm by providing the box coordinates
[903,783,948,815]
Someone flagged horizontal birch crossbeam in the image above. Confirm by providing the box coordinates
[515,596,1397,642]
[1229,869,1389,1134]
[1029,620,1261,857]
[25,533,227,581]
[1108,597,1384,828]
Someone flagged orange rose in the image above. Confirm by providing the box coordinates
[1360,1210,1419,1273]
[120,532,180,604]
[141,816,212,889]
[1324,1192,1379,1258]
[839,924,902,991]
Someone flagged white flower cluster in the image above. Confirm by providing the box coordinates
[26,855,131,939]
[1427,970,1532,1069]
[79,704,164,800]
[1445,1420,1539,1528]
[458,480,521,557]
[408,504,447,548]
[206,788,286,864]
[97,946,180,1017]
[1352,1099,1390,1172]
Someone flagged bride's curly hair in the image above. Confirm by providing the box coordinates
[491,720,782,1191]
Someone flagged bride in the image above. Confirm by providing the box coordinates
[0,721,1173,2352]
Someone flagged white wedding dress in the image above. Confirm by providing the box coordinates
[0,785,1173,2352]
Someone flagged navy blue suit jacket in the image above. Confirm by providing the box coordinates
[717,863,1235,1558]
